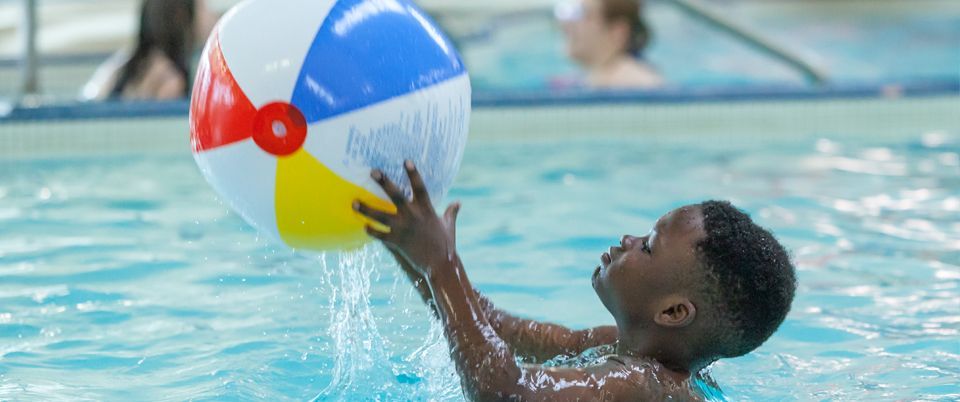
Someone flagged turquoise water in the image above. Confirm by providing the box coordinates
[1,130,959,400]
[462,2,960,90]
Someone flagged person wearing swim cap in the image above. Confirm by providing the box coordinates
[555,0,663,89]
[353,162,796,400]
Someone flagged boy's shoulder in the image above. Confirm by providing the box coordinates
[597,355,702,401]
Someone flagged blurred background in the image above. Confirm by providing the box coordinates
[0,0,958,105]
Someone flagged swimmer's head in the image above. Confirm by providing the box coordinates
[558,0,651,65]
[593,201,796,371]
[139,0,197,52]
[114,0,198,97]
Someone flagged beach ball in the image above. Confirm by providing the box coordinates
[189,0,471,251]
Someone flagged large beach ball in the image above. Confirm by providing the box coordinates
[190,0,471,251]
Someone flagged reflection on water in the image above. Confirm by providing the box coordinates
[0,130,957,400]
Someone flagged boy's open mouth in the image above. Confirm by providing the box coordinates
[602,243,624,267]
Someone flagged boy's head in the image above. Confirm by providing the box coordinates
[592,201,796,369]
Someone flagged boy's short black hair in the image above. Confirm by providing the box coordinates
[696,201,797,358]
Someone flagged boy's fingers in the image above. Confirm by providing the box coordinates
[404,160,431,205]
[371,170,408,206]
[364,224,391,241]
[444,202,461,238]
[443,202,461,225]
[353,200,394,226]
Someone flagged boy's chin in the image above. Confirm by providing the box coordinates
[592,266,604,292]
[592,277,611,307]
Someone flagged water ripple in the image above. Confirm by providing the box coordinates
[1,134,958,400]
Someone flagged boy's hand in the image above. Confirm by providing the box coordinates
[353,160,461,277]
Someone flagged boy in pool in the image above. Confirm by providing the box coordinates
[353,161,796,401]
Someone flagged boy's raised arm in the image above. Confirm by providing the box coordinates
[383,194,616,363]
[353,162,678,401]
[479,297,618,363]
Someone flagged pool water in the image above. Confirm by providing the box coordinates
[1,130,958,400]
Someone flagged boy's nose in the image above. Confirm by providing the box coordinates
[621,235,637,249]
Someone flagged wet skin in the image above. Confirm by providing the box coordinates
[354,162,703,401]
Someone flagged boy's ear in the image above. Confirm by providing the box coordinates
[653,296,696,328]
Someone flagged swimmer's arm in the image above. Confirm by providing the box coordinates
[389,248,436,313]
[354,162,521,398]
[391,253,616,361]
[355,163,673,401]
[427,261,681,401]
[479,296,618,363]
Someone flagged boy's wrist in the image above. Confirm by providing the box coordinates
[423,253,462,285]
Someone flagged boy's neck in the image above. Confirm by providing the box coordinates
[616,328,696,377]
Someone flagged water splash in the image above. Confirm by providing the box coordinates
[402,318,462,401]
[313,248,386,400]
[312,246,461,401]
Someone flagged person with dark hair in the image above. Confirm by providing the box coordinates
[555,0,663,89]
[82,0,216,101]
[354,162,796,400]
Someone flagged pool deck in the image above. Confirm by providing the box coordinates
[3,0,958,56]
[0,0,546,56]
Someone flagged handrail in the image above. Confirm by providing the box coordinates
[18,0,39,98]
[662,0,829,86]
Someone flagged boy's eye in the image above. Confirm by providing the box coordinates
[641,238,651,253]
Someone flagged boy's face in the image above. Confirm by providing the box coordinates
[592,205,706,328]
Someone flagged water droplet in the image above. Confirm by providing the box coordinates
[37,187,52,201]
